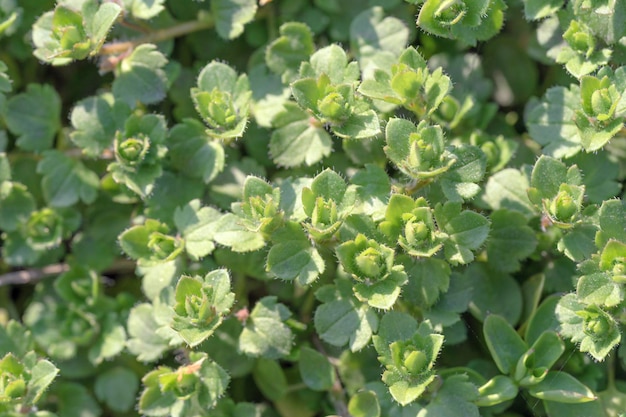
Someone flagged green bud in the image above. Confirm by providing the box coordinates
[434,0,466,26]
[355,247,385,279]
[550,190,578,222]
[116,135,149,167]
[147,232,184,261]
[583,314,610,339]
[405,220,430,243]
[563,21,595,58]
[207,89,237,127]
[60,309,97,346]
[25,208,63,250]
[312,197,338,228]
[4,378,26,399]
[317,91,350,122]
[590,86,619,121]
[403,350,428,376]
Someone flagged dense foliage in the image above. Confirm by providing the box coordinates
[1,0,626,416]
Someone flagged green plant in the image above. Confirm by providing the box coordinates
[1,0,626,416]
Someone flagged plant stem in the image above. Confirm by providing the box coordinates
[99,16,215,55]
[0,259,136,287]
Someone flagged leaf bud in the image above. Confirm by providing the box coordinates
[317,91,350,122]
[549,188,579,223]
[434,0,467,26]
[116,135,150,167]
[147,232,184,261]
[25,208,63,250]
[563,20,596,59]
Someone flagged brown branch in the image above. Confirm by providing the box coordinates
[99,17,215,56]
[0,259,136,287]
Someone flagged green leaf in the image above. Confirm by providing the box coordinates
[528,371,596,403]
[54,382,101,417]
[269,102,332,167]
[211,0,257,40]
[0,182,35,232]
[487,209,538,272]
[481,168,535,216]
[476,375,518,407]
[298,346,335,391]
[434,202,490,265]
[577,269,623,308]
[25,359,59,405]
[5,84,61,152]
[239,296,294,359]
[94,367,139,413]
[416,374,479,417]
[69,94,129,157]
[314,297,378,351]
[525,86,582,158]
[484,315,527,375]
[523,0,564,20]
[265,22,314,83]
[112,44,168,107]
[467,263,523,325]
[126,303,172,362]
[350,7,408,75]
[86,1,123,50]
[596,199,626,249]
[401,257,451,309]
[37,150,99,207]
[249,64,291,128]
[266,221,325,285]
[348,390,380,417]
[174,199,222,260]
[125,0,165,19]
[440,145,487,201]
[213,213,266,252]
[88,314,126,364]
[253,358,287,401]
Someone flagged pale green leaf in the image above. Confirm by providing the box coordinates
[37,150,99,207]
[5,84,61,152]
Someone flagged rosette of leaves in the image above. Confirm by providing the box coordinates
[379,195,446,258]
[107,113,168,197]
[1,200,80,266]
[358,46,452,118]
[556,295,621,361]
[119,219,185,266]
[416,0,507,46]
[191,61,251,140]
[336,234,408,309]
[555,20,612,78]
[0,321,59,415]
[230,176,283,241]
[384,118,456,181]
[289,44,380,140]
[573,69,626,151]
[373,315,444,405]
[301,169,356,242]
[527,156,585,228]
[0,352,59,414]
[169,270,235,347]
[32,0,122,65]
[23,266,129,365]
[138,352,229,416]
